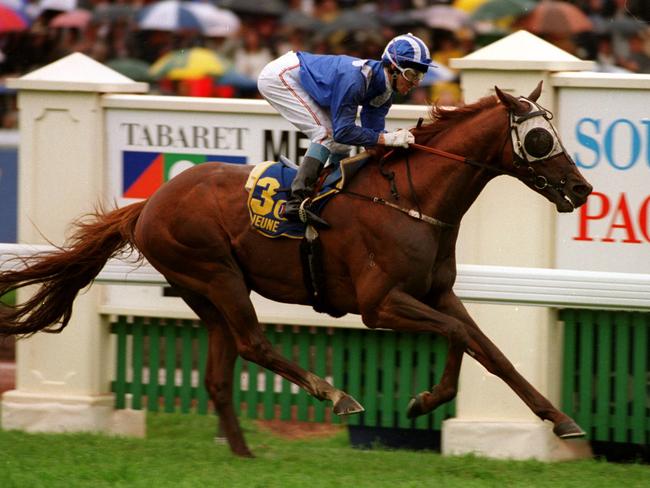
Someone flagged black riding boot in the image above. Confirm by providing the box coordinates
[284,156,329,227]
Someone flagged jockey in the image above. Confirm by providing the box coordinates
[257,33,433,227]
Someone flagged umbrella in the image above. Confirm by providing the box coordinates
[280,10,323,32]
[92,3,136,23]
[453,0,488,13]
[216,69,258,91]
[39,0,76,12]
[471,0,537,21]
[149,47,227,80]
[516,0,593,37]
[137,0,240,37]
[198,4,240,37]
[106,57,154,82]
[50,8,91,29]
[320,9,382,36]
[1,0,39,19]
[0,4,30,32]
[0,0,27,10]
[379,10,425,28]
[215,0,285,17]
[420,64,457,86]
[604,15,648,37]
[420,5,471,31]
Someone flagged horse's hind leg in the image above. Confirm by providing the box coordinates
[207,272,362,416]
[206,325,253,456]
[173,285,253,457]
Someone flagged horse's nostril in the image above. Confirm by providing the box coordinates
[572,184,592,198]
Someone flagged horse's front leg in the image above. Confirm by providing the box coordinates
[434,292,585,439]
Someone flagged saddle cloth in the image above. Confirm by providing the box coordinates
[245,155,367,238]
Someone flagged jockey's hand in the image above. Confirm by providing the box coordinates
[381,129,415,148]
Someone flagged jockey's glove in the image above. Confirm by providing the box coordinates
[382,129,415,148]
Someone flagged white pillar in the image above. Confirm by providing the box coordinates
[1,54,147,436]
[443,32,593,460]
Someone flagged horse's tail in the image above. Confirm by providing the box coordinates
[0,201,146,336]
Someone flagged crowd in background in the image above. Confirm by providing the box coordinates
[1,0,650,129]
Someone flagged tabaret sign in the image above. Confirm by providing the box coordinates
[556,87,650,274]
[105,107,368,205]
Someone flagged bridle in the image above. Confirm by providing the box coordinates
[343,98,573,229]
[410,99,572,194]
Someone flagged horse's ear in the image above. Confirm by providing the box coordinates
[528,81,543,102]
[495,86,522,110]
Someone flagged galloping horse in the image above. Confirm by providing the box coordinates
[0,84,592,457]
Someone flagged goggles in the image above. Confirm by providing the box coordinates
[397,66,425,84]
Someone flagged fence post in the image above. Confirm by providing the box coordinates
[0,53,147,436]
[443,31,593,460]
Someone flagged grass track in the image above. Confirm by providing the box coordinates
[0,413,648,488]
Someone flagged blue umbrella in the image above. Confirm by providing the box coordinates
[215,69,258,91]
[136,0,240,36]
[420,64,457,86]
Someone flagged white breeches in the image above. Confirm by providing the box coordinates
[257,51,352,156]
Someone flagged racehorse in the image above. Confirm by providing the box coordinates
[0,83,592,457]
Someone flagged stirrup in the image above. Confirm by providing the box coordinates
[299,200,330,229]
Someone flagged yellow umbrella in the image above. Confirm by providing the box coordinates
[149,47,227,80]
[453,0,488,13]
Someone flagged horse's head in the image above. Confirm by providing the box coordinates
[495,82,592,212]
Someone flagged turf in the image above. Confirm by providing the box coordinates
[0,413,648,488]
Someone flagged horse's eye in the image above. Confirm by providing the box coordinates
[524,128,554,159]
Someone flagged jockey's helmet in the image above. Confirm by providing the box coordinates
[381,33,432,82]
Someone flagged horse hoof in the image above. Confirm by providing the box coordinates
[553,420,586,439]
[234,449,255,458]
[406,392,430,419]
[333,394,364,416]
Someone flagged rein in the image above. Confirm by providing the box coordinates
[410,143,513,177]
[341,106,569,228]
[409,105,570,194]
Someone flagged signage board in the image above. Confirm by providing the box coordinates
[556,87,650,273]
[106,108,387,204]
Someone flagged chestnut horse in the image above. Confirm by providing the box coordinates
[0,84,592,457]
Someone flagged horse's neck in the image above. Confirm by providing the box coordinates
[411,111,509,224]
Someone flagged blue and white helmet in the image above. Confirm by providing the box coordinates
[381,33,433,73]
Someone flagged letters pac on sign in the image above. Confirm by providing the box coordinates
[574,191,650,244]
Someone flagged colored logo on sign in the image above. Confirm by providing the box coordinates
[122,151,247,198]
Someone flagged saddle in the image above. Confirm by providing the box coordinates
[245,153,369,238]
[245,153,370,317]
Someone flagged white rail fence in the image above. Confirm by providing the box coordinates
[2,243,649,313]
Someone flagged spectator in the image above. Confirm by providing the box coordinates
[233,27,274,80]
[14,0,650,124]
[619,33,650,73]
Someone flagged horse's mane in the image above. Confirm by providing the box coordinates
[413,94,499,140]
[367,94,500,162]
